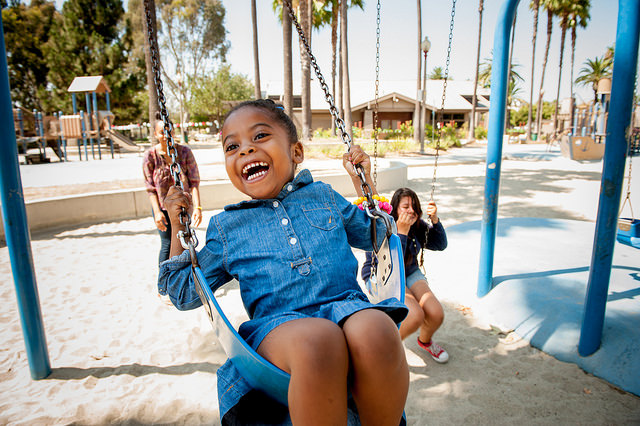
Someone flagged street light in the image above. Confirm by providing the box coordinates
[176,72,186,144]
[420,36,431,153]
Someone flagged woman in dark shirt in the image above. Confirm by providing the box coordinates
[362,187,449,363]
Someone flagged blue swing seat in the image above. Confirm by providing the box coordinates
[192,232,406,407]
[617,218,640,249]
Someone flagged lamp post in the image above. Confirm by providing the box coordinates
[420,36,431,153]
[176,72,186,144]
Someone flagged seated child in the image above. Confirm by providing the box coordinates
[159,99,409,425]
[361,188,449,363]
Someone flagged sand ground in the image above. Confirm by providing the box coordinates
[1,145,639,425]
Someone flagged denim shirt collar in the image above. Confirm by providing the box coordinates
[224,169,314,211]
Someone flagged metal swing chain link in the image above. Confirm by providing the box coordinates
[282,0,378,211]
[143,0,197,249]
[373,0,381,186]
[430,0,456,203]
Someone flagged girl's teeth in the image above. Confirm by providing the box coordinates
[247,170,267,181]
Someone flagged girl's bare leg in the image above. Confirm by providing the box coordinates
[257,318,349,425]
[398,291,424,340]
[409,280,444,344]
[343,309,408,426]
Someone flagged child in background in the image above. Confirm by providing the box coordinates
[362,188,449,363]
[159,99,409,425]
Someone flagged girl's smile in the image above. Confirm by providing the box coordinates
[222,107,303,199]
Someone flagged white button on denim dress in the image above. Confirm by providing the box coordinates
[158,169,408,423]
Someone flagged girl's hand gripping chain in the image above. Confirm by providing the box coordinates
[163,186,194,258]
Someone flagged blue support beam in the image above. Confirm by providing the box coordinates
[0,14,51,379]
[477,0,520,297]
[579,0,640,356]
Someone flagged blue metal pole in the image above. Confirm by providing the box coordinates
[80,110,88,161]
[59,110,67,161]
[105,92,114,158]
[85,93,94,159]
[37,111,47,161]
[72,93,77,114]
[579,0,640,357]
[0,15,51,379]
[477,0,520,297]
[92,92,101,159]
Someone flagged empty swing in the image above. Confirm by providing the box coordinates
[617,129,639,248]
[143,0,405,408]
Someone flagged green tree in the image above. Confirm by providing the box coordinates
[44,0,145,122]
[156,0,228,123]
[575,56,612,105]
[429,66,444,80]
[535,0,555,138]
[2,0,57,111]
[567,0,590,132]
[188,64,253,124]
[469,0,484,140]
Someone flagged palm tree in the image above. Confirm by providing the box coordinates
[251,0,261,99]
[283,5,293,117]
[414,0,422,143]
[469,0,484,141]
[526,0,540,141]
[429,66,444,80]
[141,0,160,129]
[340,0,353,139]
[551,0,575,137]
[535,0,554,140]
[568,0,590,132]
[575,56,612,105]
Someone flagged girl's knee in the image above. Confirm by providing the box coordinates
[291,320,348,373]
[344,310,405,365]
[406,304,425,331]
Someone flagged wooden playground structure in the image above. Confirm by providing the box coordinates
[14,75,142,164]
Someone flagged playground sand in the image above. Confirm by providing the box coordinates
[1,151,640,424]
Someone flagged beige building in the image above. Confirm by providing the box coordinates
[263,80,490,134]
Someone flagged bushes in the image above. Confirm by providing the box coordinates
[474,126,488,140]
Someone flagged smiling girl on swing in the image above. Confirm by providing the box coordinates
[159,99,409,425]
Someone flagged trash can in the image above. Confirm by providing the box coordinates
[531,133,538,141]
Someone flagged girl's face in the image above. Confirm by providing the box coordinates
[222,107,304,199]
[397,196,418,222]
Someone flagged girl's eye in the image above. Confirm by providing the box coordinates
[255,132,269,140]
[225,143,238,152]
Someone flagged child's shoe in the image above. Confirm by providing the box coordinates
[417,338,449,363]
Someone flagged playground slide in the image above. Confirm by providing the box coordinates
[108,129,144,152]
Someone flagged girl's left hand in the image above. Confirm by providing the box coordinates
[191,208,202,228]
[425,200,439,224]
[343,145,371,177]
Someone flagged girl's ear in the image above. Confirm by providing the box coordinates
[291,141,304,165]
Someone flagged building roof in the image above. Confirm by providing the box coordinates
[67,76,111,94]
[263,79,490,112]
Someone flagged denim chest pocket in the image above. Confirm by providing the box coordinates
[302,206,337,231]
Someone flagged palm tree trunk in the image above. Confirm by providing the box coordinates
[142,0,160,131]
[536,8,553,141]
[331,1,338,136]
[469,0,484,141]
[506,11,517,131]
[283,6,293,117]
[340,0,353,140]
[569,24,577,135]
[526,0,539,141]
[553,18,568,137]
[299,0,311,141]
[251,0,261,99]
[414,0,422,142]
[337,21,343,121]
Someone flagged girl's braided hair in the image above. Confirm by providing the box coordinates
[224,99,298,144]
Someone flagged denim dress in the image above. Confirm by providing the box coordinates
[158,169,408,424]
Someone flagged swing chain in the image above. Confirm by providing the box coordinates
[282,0,378,213]
[373,0,381,186]
[143,0,197,250]
[430,0,456,203]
